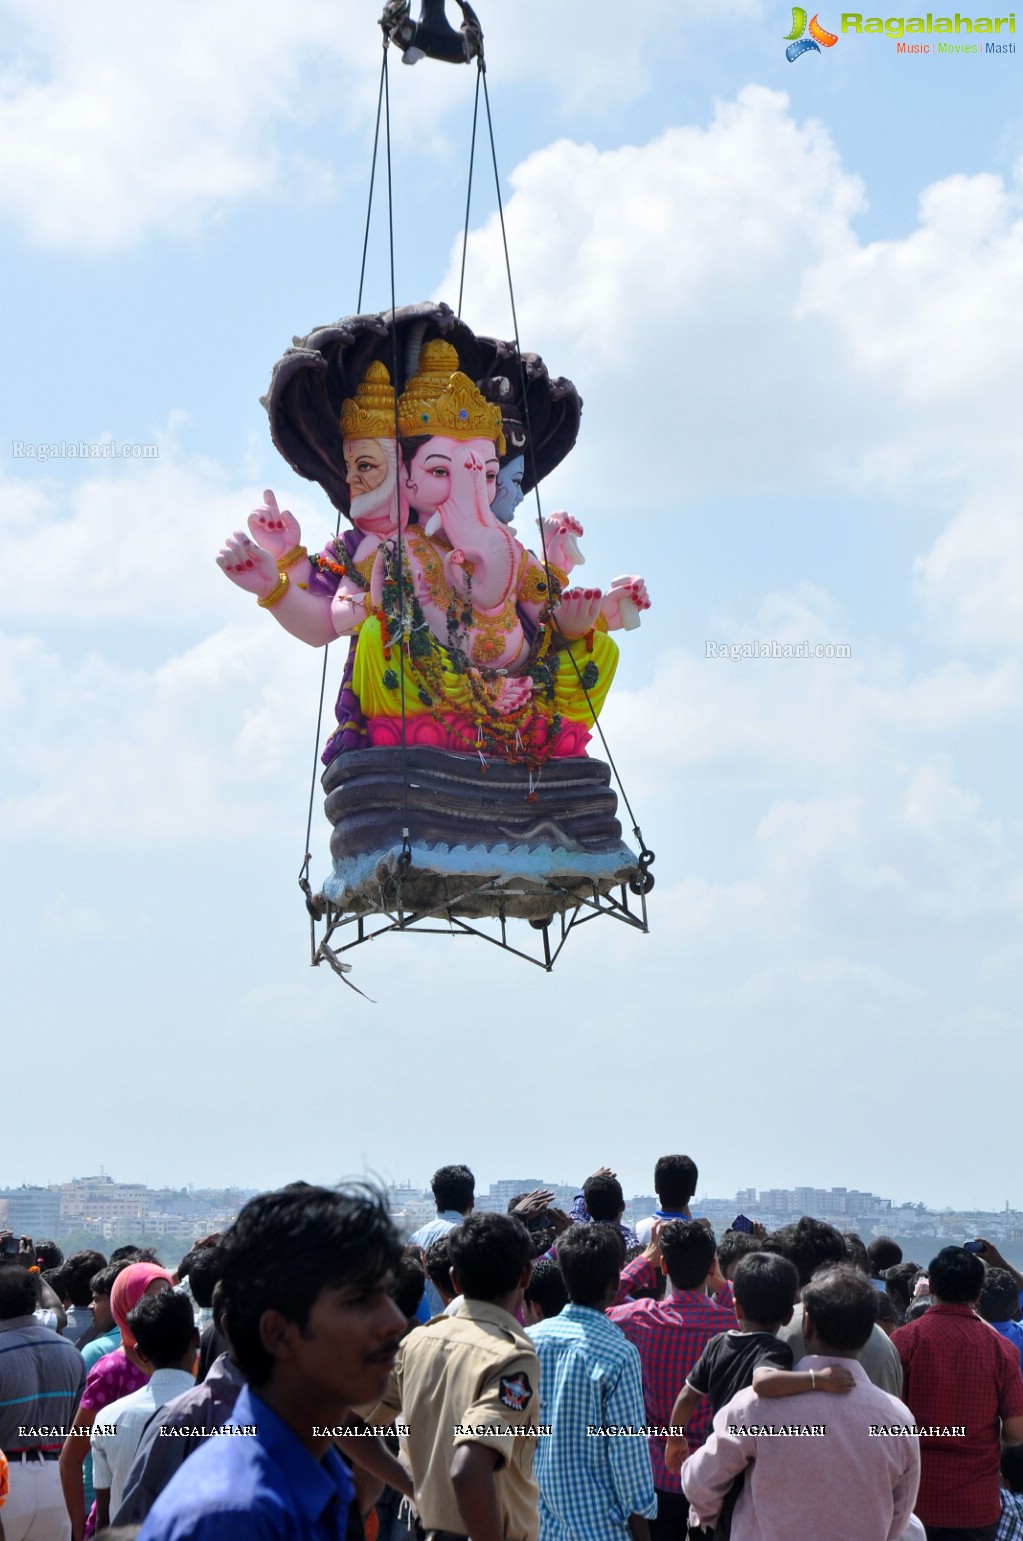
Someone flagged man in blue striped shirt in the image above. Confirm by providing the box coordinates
[529,1226,656,1541]
[0,1263,85,1539]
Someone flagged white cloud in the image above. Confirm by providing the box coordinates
[439,88,1023,649]
[913,492,1023,650]
[0,0,766,254]
[0,617,336,840]
[0,432,335,623]
[0,0,379,251]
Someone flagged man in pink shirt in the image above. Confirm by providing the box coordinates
[682,1265,921,1541]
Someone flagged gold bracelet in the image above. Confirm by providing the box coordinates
[277,544,307,571]
[258,572,289,609]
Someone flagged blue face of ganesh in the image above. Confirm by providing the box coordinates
[490,454,525,525]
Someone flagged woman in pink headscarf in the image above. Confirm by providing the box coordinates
[58,1262,172,1540]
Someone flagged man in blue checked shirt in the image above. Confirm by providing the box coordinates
[529,1226,656,1541]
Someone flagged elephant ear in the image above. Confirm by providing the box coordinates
[476,337,582,495]
[262,301,486,519]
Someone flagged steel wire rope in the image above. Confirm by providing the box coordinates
[299,44,389,910]
[382,45,414,868]
[476,66,654,874]
[456,66,482,317]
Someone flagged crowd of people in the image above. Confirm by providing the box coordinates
[2,1152,1023,1541]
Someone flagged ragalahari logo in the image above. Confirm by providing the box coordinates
[785,7,840,56]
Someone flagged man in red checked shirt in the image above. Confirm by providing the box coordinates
[608,1220,733,1541]
[893,1245,1023,1541]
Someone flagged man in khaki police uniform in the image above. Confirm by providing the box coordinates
[372,1212,541,1541]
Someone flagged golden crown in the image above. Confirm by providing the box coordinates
[339,360,397,440]
[397,339,506,453]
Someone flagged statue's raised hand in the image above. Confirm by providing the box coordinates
[217,531,279,598]
[541,511,585,574]
[248,490,302,560]
[601,575,650,632]
[555,587,604,640]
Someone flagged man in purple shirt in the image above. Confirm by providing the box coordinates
[609,1220,733,1540]
[682,1265,921,1541]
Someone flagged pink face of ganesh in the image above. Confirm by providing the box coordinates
[403,435,500,515]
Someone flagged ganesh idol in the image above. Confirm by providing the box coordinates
[350,338,636,759]
[218,330,649,764]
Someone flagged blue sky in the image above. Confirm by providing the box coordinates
[2,1,1021,1212]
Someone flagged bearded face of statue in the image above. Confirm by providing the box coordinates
[491,453,525,525]
[344,438,399,534]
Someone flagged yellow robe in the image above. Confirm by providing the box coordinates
[352,613,618,736]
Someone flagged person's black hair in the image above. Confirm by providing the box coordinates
[802,1264,879,1352]
[883,1262,922,1316]
[35,1240,64,1270]
[661,1220,716,1291]
[0,1264,37,1319]
[867,1237,903,1275]
[220,1183,401,1388]
[761,1218,846,1287]
[392,1254,426,1319]
[718,1230,761,1279]
[927,1246,985,1305]
[447,1213,531,1302]
[430,1165,475,1215]
[64,1250,107,1309]
[425,1236,454,1297]
[211,1279,227,1338]
[176,1248,197,1282]
[524,1256,568,1320]
[128,1289,196,1368]
[583,1174,625,1223]
[90,1261,131,1298]
[654,1155,698,1210]
[109,1246,161,1265]
[732,1252,799,1327]
[187,1244,224,1310]
[43,1266,66,1297]
[557,1224,625,1308]
[875,1292,899,1329]
[843,1233,870,1274]
[905,1294,931,1321]
[978,1267,1019,1324]
[1001,1442,1023,1494]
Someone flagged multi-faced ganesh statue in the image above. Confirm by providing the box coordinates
[217,304,650,919]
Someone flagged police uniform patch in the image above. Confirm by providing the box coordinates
[498,1373,533,1412]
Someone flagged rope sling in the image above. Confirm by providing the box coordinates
[293,4,653,986]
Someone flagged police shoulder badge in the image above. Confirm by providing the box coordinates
[498,1372,533,1412]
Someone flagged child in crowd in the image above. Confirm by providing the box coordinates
[997,1442,1023,1540]
[664,1252,855,1537]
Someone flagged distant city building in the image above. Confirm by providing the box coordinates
[2,1172,1020,1255]
[57,1174,149,1228]
[476,1179,545,1214]
[0,1186,62,1237]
